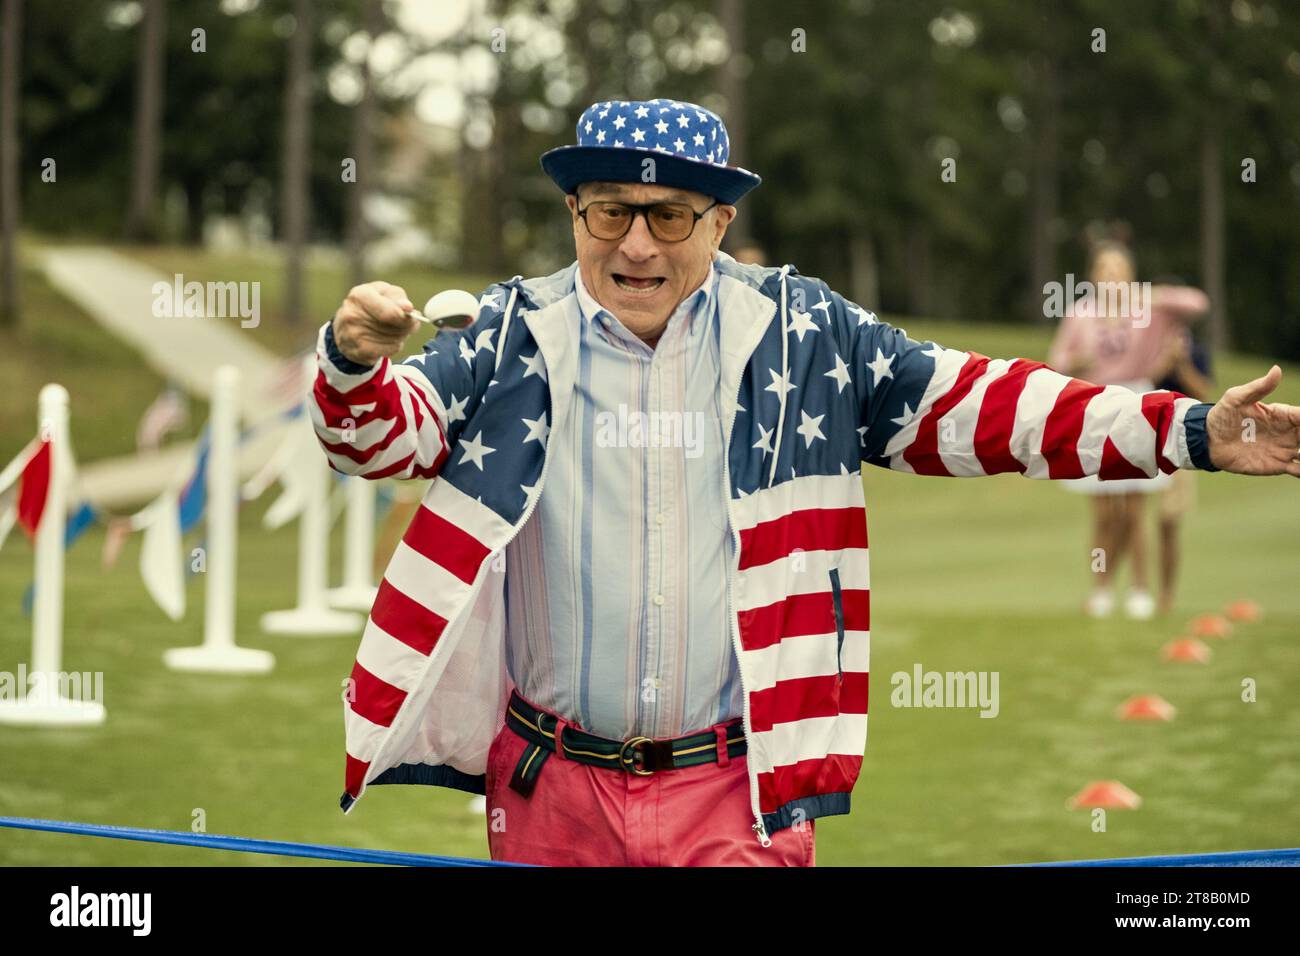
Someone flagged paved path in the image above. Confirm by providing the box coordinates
[40,246,305,507]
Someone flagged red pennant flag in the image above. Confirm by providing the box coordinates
[16,438,52,540]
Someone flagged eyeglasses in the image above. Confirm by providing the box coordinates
[576,198,719,242]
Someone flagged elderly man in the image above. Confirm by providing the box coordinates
[313,98,1300,867]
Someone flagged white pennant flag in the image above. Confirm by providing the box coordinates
[0,443,27,553]
[137,488,185,621]
[0,499,15,553]
[262,421,316,530]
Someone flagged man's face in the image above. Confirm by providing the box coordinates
[565,181,736,341]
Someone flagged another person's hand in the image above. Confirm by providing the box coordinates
[331,281,419,366]
[1205,366,1300,476]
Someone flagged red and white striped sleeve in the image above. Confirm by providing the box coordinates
[308,321,455,481]
[857,321,1218,478]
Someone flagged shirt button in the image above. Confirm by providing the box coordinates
[655,513,666,525]
[653,594,665,606]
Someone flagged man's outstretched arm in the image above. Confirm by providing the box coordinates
[843,300,1300,480]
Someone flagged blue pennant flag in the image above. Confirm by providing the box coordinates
[178,429,211,535]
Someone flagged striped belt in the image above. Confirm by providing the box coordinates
[503,691,747,798]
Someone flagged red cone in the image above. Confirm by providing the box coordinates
[1117,694,1176,721]
[1190,614,1232,639]
[1162,638,1211,663]
[1069,781,1141,810]
[1224,600,1262,624]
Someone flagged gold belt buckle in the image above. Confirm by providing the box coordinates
[618,735,656,776]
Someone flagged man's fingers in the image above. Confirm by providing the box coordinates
[362,312,418,341]
[351,285,416,329]
[1222,364,1281,408]
[1276,402,1300,430]
[367,281,414,311]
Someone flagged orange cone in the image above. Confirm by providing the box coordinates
[1069,781,1142,810]
[1224,600,1262,624]
[1190,614,1232,639]
[1162,637,1211,662]
[1117,694,1176,721]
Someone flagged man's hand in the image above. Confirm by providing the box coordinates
[1206,365,1300,476]
[332,281,420,366]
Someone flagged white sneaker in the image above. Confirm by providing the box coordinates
[1125,590,1156,620]
[1085,589,1116,618]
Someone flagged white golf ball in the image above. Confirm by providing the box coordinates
[422,289,481,325]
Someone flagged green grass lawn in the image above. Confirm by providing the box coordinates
[1,258,1297,866]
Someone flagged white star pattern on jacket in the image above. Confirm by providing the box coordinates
[867,347,896,386]
[518,351,547,381]
[796,409,826,447]
[787,309,818,342]
[520,412,549,445]
[825,352,852,393]
[445,393,468,424]
[457,431,494,470]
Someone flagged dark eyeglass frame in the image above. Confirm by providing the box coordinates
[575,197,720,242]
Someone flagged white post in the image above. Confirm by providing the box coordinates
[164,365,274,673]
[327,477,378,610]
[0,384,105,725]
[261,355,363,635]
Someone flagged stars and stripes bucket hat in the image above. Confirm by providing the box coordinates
[540,97,762,204]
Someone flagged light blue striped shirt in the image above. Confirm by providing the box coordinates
[502,262,744,740]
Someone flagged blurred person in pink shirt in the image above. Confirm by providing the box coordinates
[1047,240,1202,620]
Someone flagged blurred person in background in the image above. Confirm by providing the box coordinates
[1047,239,1176,620]
[1147,281,1215,613]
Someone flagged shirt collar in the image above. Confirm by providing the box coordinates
[574,261,717,336]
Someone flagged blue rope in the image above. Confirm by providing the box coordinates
[6,815,1290,867]
[0,816,530,867]
[1016,847,1300,867]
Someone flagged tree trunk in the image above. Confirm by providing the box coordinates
[183,178,205,244]
[124,0,166,242]
[717,0,752,251]
[905,221,932,317]
[1199,116,1228,352]
[0,0,21,327]
[568,0,606,107]
[1028,54,1059,324]
[280,0,313,326]
[848,231,878,309]
[345,0,382,290]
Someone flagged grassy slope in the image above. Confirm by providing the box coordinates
[120,246,500,360]
[1,289,1297,865]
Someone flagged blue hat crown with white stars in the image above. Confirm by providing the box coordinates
[540,98,761,205]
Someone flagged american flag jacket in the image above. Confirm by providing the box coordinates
[310,250,1216,845]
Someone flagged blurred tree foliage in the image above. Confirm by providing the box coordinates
[9,0,1300,359]
[18,0,407,243]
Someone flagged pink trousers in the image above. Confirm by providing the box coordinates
[483,716,815,867]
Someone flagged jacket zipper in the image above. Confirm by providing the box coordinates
[721,362,771,848]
